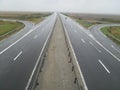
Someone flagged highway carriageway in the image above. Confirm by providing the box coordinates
[0,13,57,90]
[60,14,120,90]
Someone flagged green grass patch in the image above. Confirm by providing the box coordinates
[27,17,44,24]
[0,20,24,40]
[0,13,51,24]
[101,26,120,45]
[77,20,103,28]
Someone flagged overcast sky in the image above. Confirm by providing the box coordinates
[0,0,120,14]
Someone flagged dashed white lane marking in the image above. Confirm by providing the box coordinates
[14,51,22,61]
[99,59,110,74]
[94,39,120,62]
[87,32,120,62]
[34,35,38,39]
[89,42,101,53]
[111,45,120,54]
[0,24,41,55]
[83,27,120,62]
[81,38,86,43]
[25,15,57,90]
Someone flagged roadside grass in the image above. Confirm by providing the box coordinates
[66,14,110,28]
[77,20,95,28]
[101,26,120,45]
[77,19,106,28]
[0,12,51,40]
[16,13,50,24]
[0,13,51,24]
[27,18,45,24]
[0,20,24,40]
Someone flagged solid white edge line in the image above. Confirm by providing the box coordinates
[66,15,120,62]
[61,15,88,90]
[98,59,110,74]
[94,40,120,62]
[25,16,56,90]
[75,20,120,62]
[0,24,42,55]
[14,51,22,61]
[0,15,52,55]
[25,27,50,90]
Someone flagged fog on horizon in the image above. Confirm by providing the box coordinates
[0,0,120,15]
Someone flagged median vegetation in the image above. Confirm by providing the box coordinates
[0,20,24,40]
[0,12,51,24]
[101,26,120,45]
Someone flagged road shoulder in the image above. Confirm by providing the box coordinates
[35,17,78,90]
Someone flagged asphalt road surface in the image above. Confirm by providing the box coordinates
[35,17,78,90]
[0,13,56,90]
[60,14,120,90]
[89,24,120,59]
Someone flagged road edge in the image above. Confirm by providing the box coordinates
[59,14,88,90]
[25,14,57,90]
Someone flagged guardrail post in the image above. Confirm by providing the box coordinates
[36,80,39,86]
[59,15,88,90]
[72,66,74,71]
[40,53,46,72]
[67,47,69,51]
[74,77,77,84]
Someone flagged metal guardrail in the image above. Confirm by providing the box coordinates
[59,15,88,90]
[25,16,57,90]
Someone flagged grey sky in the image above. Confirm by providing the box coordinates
[0,0,120,14]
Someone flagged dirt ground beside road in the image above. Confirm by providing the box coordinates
[35,17,79,90]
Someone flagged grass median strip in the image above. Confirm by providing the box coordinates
[0,20,24,40]
[101,26,120,45]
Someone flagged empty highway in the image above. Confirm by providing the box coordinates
[89,24,120,60]
[60,14,120,90]
[0,13,120,90]
[0,14,57,90]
